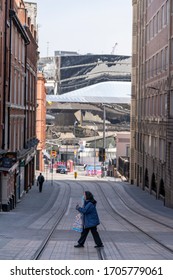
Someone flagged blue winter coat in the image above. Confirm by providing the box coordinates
[77,200,100,228]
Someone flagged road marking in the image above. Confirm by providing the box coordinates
[65,198,72,216]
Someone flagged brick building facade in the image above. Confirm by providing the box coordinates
[0,0,38,211]
[36,72,46,172]
[0,0,5,151]
[131,0,173,207]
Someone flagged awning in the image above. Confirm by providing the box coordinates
[0,162,19,174]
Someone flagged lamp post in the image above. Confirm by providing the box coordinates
[94,125,96,175]
[46,124,54,185]
[90,122,97,175]
[73,121,78,169]
[102,104,106,177]
[50,126,53,185]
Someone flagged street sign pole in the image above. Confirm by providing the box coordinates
[102,104,106,177]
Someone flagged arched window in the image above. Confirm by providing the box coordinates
[151,173,157,192]
[159,179,165,197]
[145,169,149,188]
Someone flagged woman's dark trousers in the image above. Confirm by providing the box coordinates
[39,183,43,192]
[78,226,102,246]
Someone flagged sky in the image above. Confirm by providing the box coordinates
[27,0,132,57]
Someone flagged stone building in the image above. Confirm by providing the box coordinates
[131,0,173,207]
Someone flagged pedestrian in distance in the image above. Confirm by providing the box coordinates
[37,173,45,192]
[84,163,87,170]
[74,191,104,248]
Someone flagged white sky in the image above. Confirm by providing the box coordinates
[27,0,132,57]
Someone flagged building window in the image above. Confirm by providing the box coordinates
[161,6,165,28]
[146,61,148,79]
[168,142,171,169]
[15,28,18,58]
[161,49,164,70]
[165,1,168,25]
[155,94,158,116]
[171,0,173,14]
[160,94,166,116]
[158,10,161,31]
[144,135,148,154]
[13,120,16,151]
[165,46,168,69]
[156,11,159,34]
[148,59,151,78]
[148,135,151,155]
[153,15,156,36]
[151,136,154,156]
[159,139,166,162]
[21,77,24,106]
[18,73,20,105]
[156,137,159,159]
[164,94,167,116]
[14,70,17,104]
[22,40,25,64]
[152,96,154,115]
[170,91,173,117]
[156,53,158,74]
[140,167,142,183]
[159,51,161,72]
[18,34,21,62]
[126,146,130,157]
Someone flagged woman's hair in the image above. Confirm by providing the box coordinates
[85,191,94,201]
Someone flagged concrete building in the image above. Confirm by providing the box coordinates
[0,0,38,211]
[131,0,173,207]
[116,132,130,166]
[116,132,130,179]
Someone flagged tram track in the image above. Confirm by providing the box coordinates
[94,181,173,257]
[31,182,71,260]
[26,179,173,260]
[79,180,146,259]
[85,181,131,259]
[109,182,173,230]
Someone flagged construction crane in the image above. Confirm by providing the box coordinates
[111,43,118,55]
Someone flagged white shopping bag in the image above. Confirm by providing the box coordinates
[72,213,83,232]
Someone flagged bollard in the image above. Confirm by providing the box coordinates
[74,171,77,179]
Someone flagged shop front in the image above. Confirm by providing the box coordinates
[0,153,19,211]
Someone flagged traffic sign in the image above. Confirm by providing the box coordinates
[50,150,57,157]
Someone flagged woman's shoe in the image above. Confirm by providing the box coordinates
[94,244,104,248]
[74,244,84,248]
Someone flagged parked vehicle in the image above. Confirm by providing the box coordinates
[56,165,68,174]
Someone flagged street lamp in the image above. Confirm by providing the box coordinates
[102,104,106,177]
[46,124,54,185]
[73,121,78,169]
[90,122,97,175]
[50,126,53,186]
[94,125,96,175]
